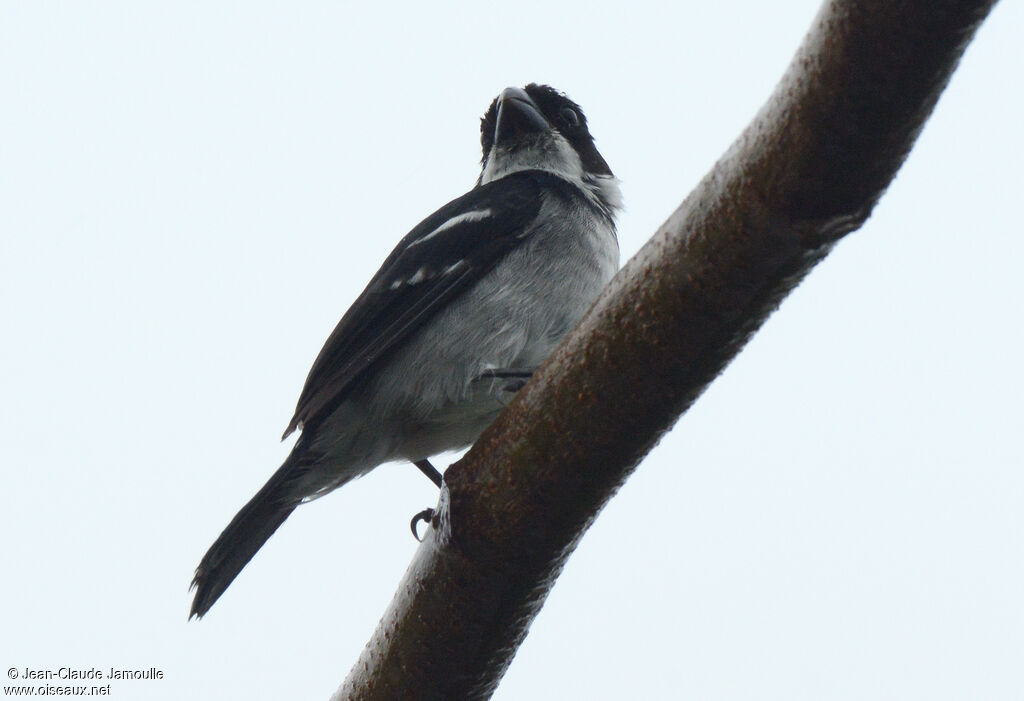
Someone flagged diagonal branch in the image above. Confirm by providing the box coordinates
[334,1,998,698]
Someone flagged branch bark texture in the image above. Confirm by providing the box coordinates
[334,1,997,698]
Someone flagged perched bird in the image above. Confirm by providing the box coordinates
[190,84,621,618]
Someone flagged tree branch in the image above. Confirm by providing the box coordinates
[333,1,998,698]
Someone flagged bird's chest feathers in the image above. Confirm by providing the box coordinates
[474,205,617,367]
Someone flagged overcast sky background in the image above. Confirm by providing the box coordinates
[2,2,1022,699]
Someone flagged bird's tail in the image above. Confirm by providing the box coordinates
[190,457,307,619]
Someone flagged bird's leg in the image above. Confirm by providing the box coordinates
[413,458,443,488]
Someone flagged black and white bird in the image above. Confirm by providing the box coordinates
[190,84,621,618]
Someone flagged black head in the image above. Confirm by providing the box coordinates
[479,84,613,180]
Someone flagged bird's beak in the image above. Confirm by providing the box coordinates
[493,87,550,146]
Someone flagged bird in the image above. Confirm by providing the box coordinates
[189,83,621,618]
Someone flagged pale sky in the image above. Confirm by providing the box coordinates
[2,2,1022,699]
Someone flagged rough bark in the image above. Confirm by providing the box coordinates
[334,1,998,698]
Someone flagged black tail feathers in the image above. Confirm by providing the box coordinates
[189,460,306,619]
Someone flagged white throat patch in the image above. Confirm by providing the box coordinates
[480,132,585,186]
[480,131,621,217]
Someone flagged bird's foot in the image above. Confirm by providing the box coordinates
[474,367,536,393]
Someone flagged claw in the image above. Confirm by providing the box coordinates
[410,508,435,541]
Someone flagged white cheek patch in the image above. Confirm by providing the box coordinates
[410,209,493,247]
[584,173,623,214]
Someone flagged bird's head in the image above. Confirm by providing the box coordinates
[478,84,620,214]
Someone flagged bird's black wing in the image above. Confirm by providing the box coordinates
[282,171,553,439]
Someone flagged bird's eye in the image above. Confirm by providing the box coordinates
[559,107,580,128]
